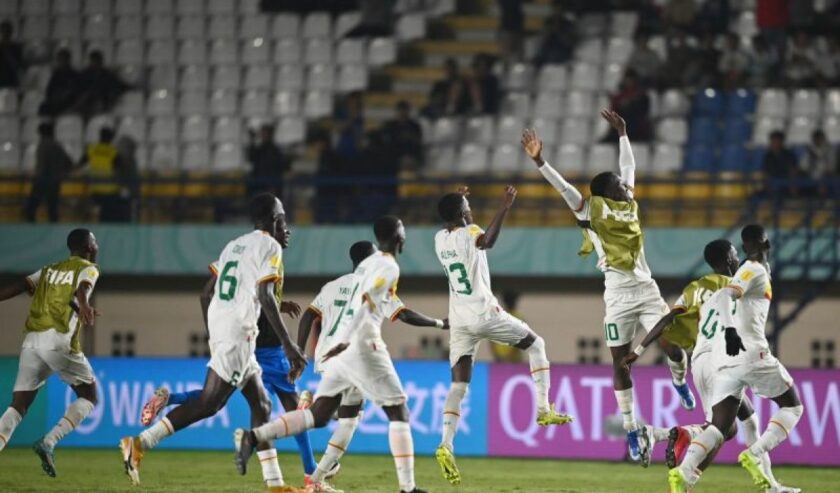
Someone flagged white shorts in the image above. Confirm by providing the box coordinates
[603,283,668,347]
[449,310,531,367]
[711,355,795,408]
[314,340,406,407]
[691,351,746,423]
[14,347,95,391]
[207,338,262,390]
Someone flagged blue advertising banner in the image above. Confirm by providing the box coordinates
[45,358,488,456]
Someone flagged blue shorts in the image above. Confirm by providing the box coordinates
[255,346,296,395]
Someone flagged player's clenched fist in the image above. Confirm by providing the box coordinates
[502,185,517,208]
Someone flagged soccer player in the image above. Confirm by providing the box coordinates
[668,225,803,493]
[0,229,100,478]
[138,224,325,485]
[298,240,448,493]
[119,193,307,492]
[235,216,431,493]
[433,186,572,485]
[522,110,696,464]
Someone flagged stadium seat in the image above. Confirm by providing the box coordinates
[211,65,240,90]
[660,89,690,117]
[735,11,758,37]
[756,89,789,119]
[181,143,210,171]
[630,143,651,174]
[0,116,19,142]
[147,41,177,65]
[570,63,599,91]
[148,65,177,90]
[116,39,144,65]
[304,39,332,65]
[336,39,366,65]
[496,116,524,145]
[335,12,362,38]
[178,91,207,115]
[208,0,235,15]
[531,118,559,146]
[823,116,840,144]
[651,143,683,173]
[688,117,719,146]
[610,11,638,38]
[83,14,111,40]
[85,115,116,142]
[56,115,83,145]
[302,13,331,39]
[725,89,756,117]
[458,144,489,174]
[55,0,82,16]
[692,88,725,117]
[537,64,567,92]
[303,91,332,118]
[500,92,531,119]
[786,117,817,145]
[826,89,840,117]
[606,37,633,64]
[591,116,610,142]
[684,146,716,171]
[148,144,179,170]
[20,118,40,145]
[209,90,238,116]
[534,92,563,118]
[464,116,494,145]
[147,89,176,116]
[118,116,147,143]
[115,91,144,115]
[490,144,523,173]
[719,145,749,171]
[0,0,15,15]
[241,90,270,117]
[244,65,273,90]
[212,117,242,144]
[275,39,302,64]
[239,15,269,39]
[175,0,204,14]
[337,65,368,92]
[272,91,300,117]
[114,15,143,40]
[209,15,237,39]
[85,0,112,13]
[22,143,39,172]
[790,89,822,118]
[177,16,206,39]
[306,64,335,92]
[271,14,300,39]
[505,63,533,91]
[21,16,50,40]
[430,117,462,145]
[574,38,604,64]
[368,38,396,66]
[428,145,457,173]
[180,65,209,91]
[240,38,269,65]
[0,142,20,171]
[146,15,175,40]
[149,117,179,143]
[751,117,785,144]
[602,64,623,92]
[145,0,173,14]
[115,0,143,15]
[209,40,238,64]
[275,117,305,145]
[554,144,586,175]
[656,118,688,145]
[589,144,618,174]
[212,143,242,171]
[19,90,40,116]
[276,65,305,91]
[565,91,593,118]
[722,117,752,146]
[178,40,207,65]
[560,119,591,145]
[396,13,425,41]
[0,90,17,114]
[22,0,49,16]
[182,116,210,143]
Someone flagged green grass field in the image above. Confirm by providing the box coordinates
[0,448,837,492]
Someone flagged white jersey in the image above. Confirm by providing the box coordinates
[338,251,403,345]
[435,224,501,328]
[207,230,283,342]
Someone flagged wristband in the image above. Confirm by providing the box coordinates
[435,319,444,328]
[633,344,646,357]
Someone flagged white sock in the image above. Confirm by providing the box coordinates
[389,421,415,492]
[667,349,688,385]
[312,416,359,483]
[684,424,705,439]
[526,336,551,413]
[679,425,723,484]
[0,407,22,451]
[43,398,95,449]
[440,382,467,452]
[257,448,284,487]
[653,427,670,442]
[253,409,314,443]
[741,413,760,445]
[750,405,803,455]
[614,388,638,431]
[139,417,174,450]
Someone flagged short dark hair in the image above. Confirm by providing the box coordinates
[37,122,54,138]
[67,228,92,252]
[249,192,279,224]
[373,215,402,242]
[438,193,465,222]
[89,50,104,63]
[741,224,766,243]
[99,126,115,142]
[349,241,375,266]
[590,172,616,197]
[769,130,785,141]
[703,239,733,268]
[395,100,410,112]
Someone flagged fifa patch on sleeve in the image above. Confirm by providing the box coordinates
[739,270,755,281]
[270,255,281,268]
[374,276,386,290]
[467,224,483,238]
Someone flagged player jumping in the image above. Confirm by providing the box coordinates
[668,225,803,493]
[0,229,100,478]
[433,186,573,485]
[297,240,448,493]
[120,193,307,492]
[522,110,696,465]
[235,216,433,493]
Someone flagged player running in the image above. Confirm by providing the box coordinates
[138,224,326,485]
[433,186,573,485]
[0,229,100,478]
[297,240,448,493]
[522,110,696,465]
[120,193,307,492]
[235,216,433,493]
[668,225,803,493]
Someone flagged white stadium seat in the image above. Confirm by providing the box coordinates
[337,65,368,92]
[115,0,143,15]
[611,11,639,38]
[148,89,176,116]
[146,0,173,14]
[0,89,18,114]
[501,92,532,119]
[212,143,242,171]
[0,142,20,171]
[659,89,690,117]
[85,115,116,143]
[630,144,651,174]
[275,117,306,145]
[272,14,300,39]
[588,144,618,174]
[20,91,41,116]
[181,144,210,170]
[178,40,207,65]
[430,117,462,145]
[208,0,236,15]
[149,117,179,143]
[209,15,237,39]
[22,16,50,40]
[84,14,111,40]
[396,13,425,41]
[505,63,533,91]
[789,89,822,118]
[275,39,302,64]
[177,16,206,39]
[826,89,840,117]
[570,63,600,91]
[537,64,567,92]
[241,90,271,117]
[210,90,238,117]
[244,65,274,90]
[0,116,20,141]
[148,65,177,89]
[56,115,83,145]
[560,119,591,145]
[272,91,300,117]
[180,65,209,91]
[146,15,175,40]
[212,117,243,144]
[459,144,489,174]
[533,92,563,118]
[306,64,335,92]
[602,64,623,92]
[566,91,594,118]
[147,41,176,65]
[591,116,610,142]
[656,118,688,145]
[553,145,586,175]
[335,12,361,38]
[303,91,333,119]
[574,38,604,64]
[464,116,494,145]
[336,39,366,65]
[495,115,524,144]
[212,65,241,90]
[22,144,39,172]
[756,89,789,119]
[182,116,210,143]
[304,39,333,65]
[242,38,270,65]
[752,117,785,144]
[22,0,50,16]
[531,117,560,146]
[368,38,396,66]
[606,37,633,64]
[276,65,305,91]
[490,144,523,173]
[786,117,817,145]
[115,91,144,115]
[823,116,840,144]
[118,116,147,143]
[148,144,179,171]
[651,143,683,173]
[240,15,269,39]
[428,145,457,172]
[55,0,82,15]
[115,16,143,40]
[21,118,41,145]
[179,91,207,115]
[302,13,331,39]
[176,0,204,14]
[209,40,238,64]
[85,0,112,14]
[0,0,15,15]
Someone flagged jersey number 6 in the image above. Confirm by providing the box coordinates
[219,261,239,301]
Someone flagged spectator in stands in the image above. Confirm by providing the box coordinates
[819,35,840,85]
[115,135,140,222]
[692,32,722,87]
[246,124,290,199]
[757,0,789,57]
[627,33,662,86]
[763,130,801,197]
[24,122,74,223]
[491,291,525,363]
[748,34,781,87]
[0,21,23,88]
[334,91,366,161]
[382,100,424,170]
[661,0,698,33]
[785,31,819,86]
[423,58,467,119]
[605,69,652,142]
[465,54,500,115]
[497,0,524,60]
[788,0,816,30]
[718,33,751,89]
[80,126,125,222]
[73,50,129,119]
[346,0,395,37]
[39,49,80,117]
[801,130,838,196]
[662,33,697,87]
[357,128,398,220]
[313,131,349,223]
[695,0,731,34]
[533,13,575,66]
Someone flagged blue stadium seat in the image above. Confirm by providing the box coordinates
[688,117,719,146]
[722,117,752,146]
[692,89,725,118]
[684,145,717,171]
[719,145,749,171]
[725,89,756,117]
[747,147,765,172]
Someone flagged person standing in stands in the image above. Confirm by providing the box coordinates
[246,124,290,200]
[762,130,801,198]
[0,21,24,89]
[24,123,74,223]
[73,50,128,119]
[39,49,80,117]
[79,126,122,222]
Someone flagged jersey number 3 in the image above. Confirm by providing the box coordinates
[219,261,239,300]
[448,263,472,295]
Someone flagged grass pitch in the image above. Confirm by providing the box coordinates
[0,448,837,492]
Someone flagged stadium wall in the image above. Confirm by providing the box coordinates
[1,357,838,466]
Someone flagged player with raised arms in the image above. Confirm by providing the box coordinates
[668,225,803,493]
[234,216,434,493]
[522,110,696,465]
[119,193,307,492]
[433,185,573,485]
[297,240,448,492]
[0,229,100,478]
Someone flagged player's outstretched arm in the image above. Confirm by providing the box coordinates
[396,308,448,329]
[600,109,636,190]
[297,308,320,350]
[258,281,306,374]
[477,185,516,250]
[522,128,585,212]
[199,275,215,333]
[0,278,29,302]
[621,308,681,371]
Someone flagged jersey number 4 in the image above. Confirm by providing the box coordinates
[448,263,472,295]
[219,261,239,300]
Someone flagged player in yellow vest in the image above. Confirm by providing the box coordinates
[80,126,122,222]
[0,229,100,478]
